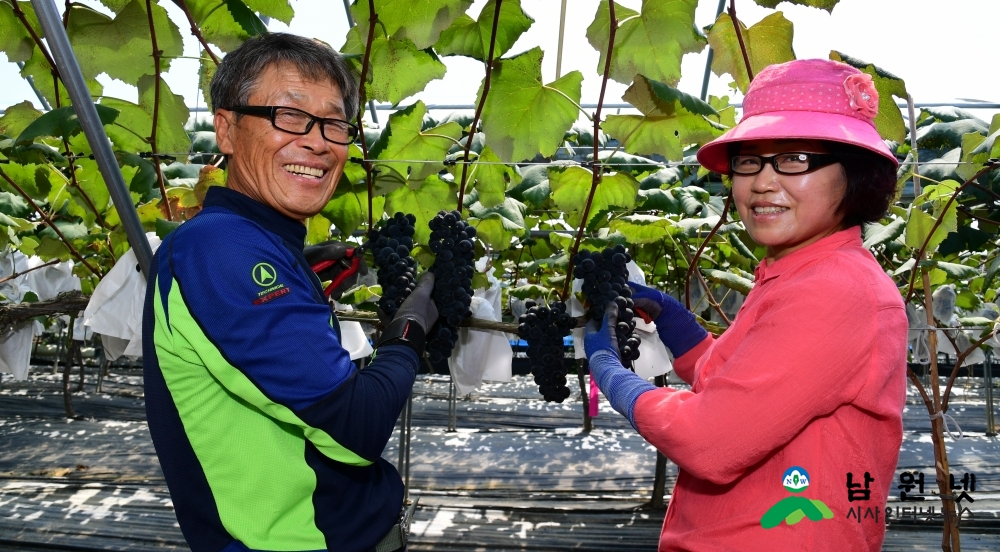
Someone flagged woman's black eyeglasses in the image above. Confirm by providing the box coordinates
[227,105,359,145]
[730,152,840,175]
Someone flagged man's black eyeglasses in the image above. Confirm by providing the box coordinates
[227,105,359,145]
[730,152,840,176]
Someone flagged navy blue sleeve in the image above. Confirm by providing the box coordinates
[167,211,418,461]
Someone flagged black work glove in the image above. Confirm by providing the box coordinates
[303,241,369,300]
[390,272,438,333]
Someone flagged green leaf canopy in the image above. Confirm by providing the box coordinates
[67,0,183,84]
[478,47,583,163]
[344,30,447,106]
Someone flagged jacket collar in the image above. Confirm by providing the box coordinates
[203,187,307,249]
[753,226,862,284]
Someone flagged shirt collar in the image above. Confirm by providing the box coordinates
[753,226,862,284]
[203,187,307,248]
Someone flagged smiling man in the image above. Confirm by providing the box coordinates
[142,33,436,552]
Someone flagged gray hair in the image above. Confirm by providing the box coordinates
[209,32,359,121]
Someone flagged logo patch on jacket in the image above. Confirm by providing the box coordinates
[760,466,834,528]
[251,262,288,304]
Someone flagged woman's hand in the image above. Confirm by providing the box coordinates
[584,302,656,430]
[627,281,708,359]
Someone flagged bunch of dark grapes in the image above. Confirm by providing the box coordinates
[426,210,477,363]
[518,301,575,402]
[573,245,641,367]
[369,213,418,318]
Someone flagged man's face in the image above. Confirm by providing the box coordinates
[215,63,349,221]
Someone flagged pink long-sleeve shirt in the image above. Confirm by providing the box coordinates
[633,226,908,551]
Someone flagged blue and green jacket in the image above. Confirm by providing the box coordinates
[142,186,417,552]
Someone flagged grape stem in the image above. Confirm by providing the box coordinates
[145,0,173,221]
[684,190,733,310]
[456,0,503,212]
[354,0,379,231]
[727,0,754,82]
[562,0,616,301]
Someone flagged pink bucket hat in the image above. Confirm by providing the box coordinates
[696,59,899,174]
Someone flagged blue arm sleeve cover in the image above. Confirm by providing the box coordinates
[589,351,657,430]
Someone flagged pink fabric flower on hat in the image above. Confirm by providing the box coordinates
[843,73,879,119]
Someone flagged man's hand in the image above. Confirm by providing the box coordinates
[391,272,437,333]
[585,302,620,362]
[627,281,707,358]
[304,241,369,299]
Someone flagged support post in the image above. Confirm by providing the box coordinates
[576,359,592,432]
[447,372,457,432]
[986,351,996,437]
[29,0,153,276]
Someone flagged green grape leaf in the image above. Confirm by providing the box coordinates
[0,163,52,200]
[199,57,217,112]
[928,260,980,281]
[67,0,183,84]
[985,255,1000,291]
[39,220,88,241]
[351,0,472,50]
[508,283,552,300]
[0,101,43,138]
[224,0,267,37]
[707,11,795,94]
[370,101,462,181]
[384,175,455,244]
[467,196,526,251]
[753,0,838,11]
[829,51,908,143]
[182,0,252,52]
[459,146,520,209]
[305,212,332,245]
[242,0,292,24]
[548,165,639,226]
[69,159,132,226]
[434,0,533,61]
[905,206,957,255]
[0,2,33,62]
[344,30,447,105]
[587,0,704,86]
[862,217,905,249]
[479,47,583,163]
[637,188,681,213]
[609,214,679,244]
[15,104,119,144]
[322,177,386,238]
[603,76,730,160]
[339,284,381,306]
[703,268,754,294]
[103,77,191,160]
[0,191,30,218]
[19,46,103,108]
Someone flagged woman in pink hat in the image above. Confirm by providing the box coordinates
[584,59,908,551]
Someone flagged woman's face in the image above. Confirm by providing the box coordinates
[732,139,848,263]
